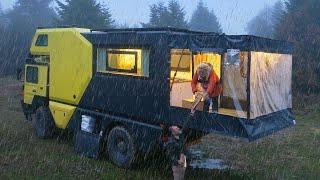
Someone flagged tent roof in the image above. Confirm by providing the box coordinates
[83,27,294,54]
[91,27,220,35]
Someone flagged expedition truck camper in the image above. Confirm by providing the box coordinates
[21,27,295,168]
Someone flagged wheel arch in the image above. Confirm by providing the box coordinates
[21,96,49,120]
[68,108,163,155]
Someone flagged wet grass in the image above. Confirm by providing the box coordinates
[194,97,320,179]
[0,76,319,179]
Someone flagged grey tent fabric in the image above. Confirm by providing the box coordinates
[250,52,292,119]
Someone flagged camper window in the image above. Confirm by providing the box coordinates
[26,66,38,84]
[97,48,150,77]
[225,49,240,66]
[35,34,48,47]
[107,50,138,73]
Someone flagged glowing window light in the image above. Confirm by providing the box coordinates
[106,49,141,74]
[108,53,136,71]
[97,48,149,77]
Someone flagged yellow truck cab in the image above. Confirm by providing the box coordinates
[23,28,92,128]
[21,27,295,168]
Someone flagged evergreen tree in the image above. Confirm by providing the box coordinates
[285,0,305,13]
[167,0,187,28]
[56,0,114,29]
[7,0,55,33]
[0,0,56,75]
[0,2,3,27]
[143,1,187,28]
[0,2,6,31]
[189,1,222,33]
[275,0,320,93]
[271,0,284,33]
[246,5,274,38]
[246,1,284,38]
[156,2,170,27]
[144,4,161,27]
[0,2,2,16]
[0,2,4,32]
[117,22,130,29]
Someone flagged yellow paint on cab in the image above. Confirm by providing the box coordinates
[30,28,93,105]
[49,101,76,129]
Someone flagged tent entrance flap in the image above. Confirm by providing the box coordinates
[220,50,248,118]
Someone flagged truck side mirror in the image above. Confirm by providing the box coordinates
[16,68,22,81]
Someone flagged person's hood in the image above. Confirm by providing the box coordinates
[198,63,212,81]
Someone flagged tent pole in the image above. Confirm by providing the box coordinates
[191,52,194,78]
[247,52,251,120]
[220,53,224,98]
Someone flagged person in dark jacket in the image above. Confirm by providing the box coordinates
[165,93,203,180]
[191,62,222,112]
[166,126,187,180]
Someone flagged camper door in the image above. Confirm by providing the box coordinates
[220,50,249,118]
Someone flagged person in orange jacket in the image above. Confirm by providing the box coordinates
[191,62,222,112]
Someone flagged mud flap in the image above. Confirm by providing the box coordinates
[20,100,33,121]
[74,131,103,159]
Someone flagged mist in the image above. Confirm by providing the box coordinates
[1,0,280,34]
[0,0,319,179]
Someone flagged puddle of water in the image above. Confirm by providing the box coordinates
[189,159,229,170]
[187,148,229,170]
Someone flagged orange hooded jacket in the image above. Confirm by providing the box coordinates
[191,71,222,97]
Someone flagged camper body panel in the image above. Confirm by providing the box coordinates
[47,29,92,105]
[30,28,93,106]
[49,101,76,129]
[25,28,94,130]
[79,32,170,125]
[67,107,163,154]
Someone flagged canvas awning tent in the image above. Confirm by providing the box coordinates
[212,35,294,119]
[84,28,295,140]
[166,31,294,140]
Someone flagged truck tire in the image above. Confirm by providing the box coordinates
[35,106,55,139]
[107,127,136,169]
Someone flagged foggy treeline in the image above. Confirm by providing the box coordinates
[247,0,320,93]
[0,0,221,76]
[246,1,283,39]
[141,0,222,33]
[0,0,319,94]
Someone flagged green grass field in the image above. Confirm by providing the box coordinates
[0,76,319,179]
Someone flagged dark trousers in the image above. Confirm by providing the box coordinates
[203,96,218,112]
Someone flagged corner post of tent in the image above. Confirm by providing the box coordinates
[247,51,251,120]
[191,51,195,77]
[220,52,225,99]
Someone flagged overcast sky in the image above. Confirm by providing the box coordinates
[1,0,280,34]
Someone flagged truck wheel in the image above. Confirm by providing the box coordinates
[107,127,136,169]
[35,106,55,139]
